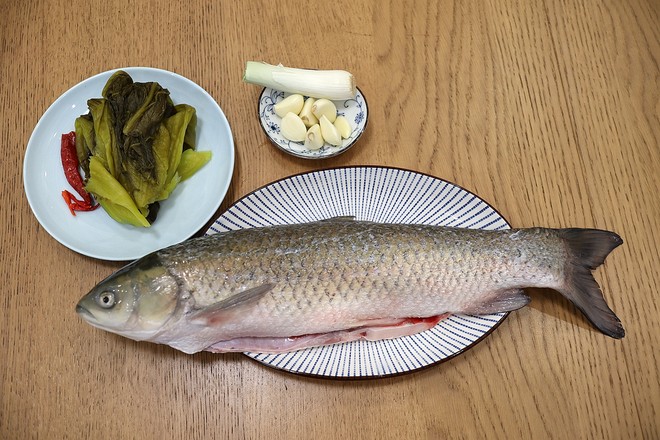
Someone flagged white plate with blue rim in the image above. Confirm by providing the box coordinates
[206,166,510,378]
[258,87,368,159]
[23,67,235,261]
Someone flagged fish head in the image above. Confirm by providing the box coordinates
[76,253,179,341]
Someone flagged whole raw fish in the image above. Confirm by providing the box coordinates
[76,218,624,354]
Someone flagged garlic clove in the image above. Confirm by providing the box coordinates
[304,124,324,150]
[280,112,307,142]
[319,115,342,146]
[299,97,318,128]
[311,99,337,123]
[333,116,352,139]
[274,94,304,118]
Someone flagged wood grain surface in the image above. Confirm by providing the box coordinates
[1,0,658,438]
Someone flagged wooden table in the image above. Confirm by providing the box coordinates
[2,1,658,438]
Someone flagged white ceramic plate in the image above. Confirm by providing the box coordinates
[206,167,510,378]
[23,67,235,261]
[258,88,368,159]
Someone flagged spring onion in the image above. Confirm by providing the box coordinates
[243,62,356,100]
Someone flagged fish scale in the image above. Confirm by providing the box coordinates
[76,218,624,354]
[160,221,557,330]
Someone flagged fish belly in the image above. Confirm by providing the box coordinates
[205,315,450,353]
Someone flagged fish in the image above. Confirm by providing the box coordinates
[75,218,624,354]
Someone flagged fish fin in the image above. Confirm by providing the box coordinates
[462,289,531,315]
[190,283,275,326]
[556,228,625,339]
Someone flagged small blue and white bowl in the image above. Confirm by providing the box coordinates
[258,87,368,159]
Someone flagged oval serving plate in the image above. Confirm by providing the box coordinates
[258,87,368,159]
[23,67,235,261]
[206,166,510,378]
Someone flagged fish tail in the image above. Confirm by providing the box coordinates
[557,228,624,338]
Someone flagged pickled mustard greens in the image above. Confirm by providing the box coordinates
[75,71,211,227]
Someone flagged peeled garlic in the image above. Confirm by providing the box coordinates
[299,97,318,127]
[274,94,304,118]
[312,99,337,123]
[304,124,324,150]
[333,116,352,139]
[280,112,307,142]
[319,115,342,146]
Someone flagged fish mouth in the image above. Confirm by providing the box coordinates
[75,303,152,339]
[75,304,97,323]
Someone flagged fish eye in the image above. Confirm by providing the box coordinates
[96,291,116,309]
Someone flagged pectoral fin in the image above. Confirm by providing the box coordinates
[190,283,275,326]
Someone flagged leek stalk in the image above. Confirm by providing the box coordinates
[243,62,356,100]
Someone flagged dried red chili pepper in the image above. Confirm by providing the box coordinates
[61,190,99,216]
[61,190,77,216]
[60,131,99,214]
[61,132,93,205]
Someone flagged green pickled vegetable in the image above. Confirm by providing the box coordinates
[177,150,212,181]
[75,70,212,227]
[164,104,195,184]
[85,157,150,227]
[87,98,118,176]
[74,115,94,175]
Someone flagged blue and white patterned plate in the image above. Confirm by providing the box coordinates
[205,167,510,378]
[257,87,368,159]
